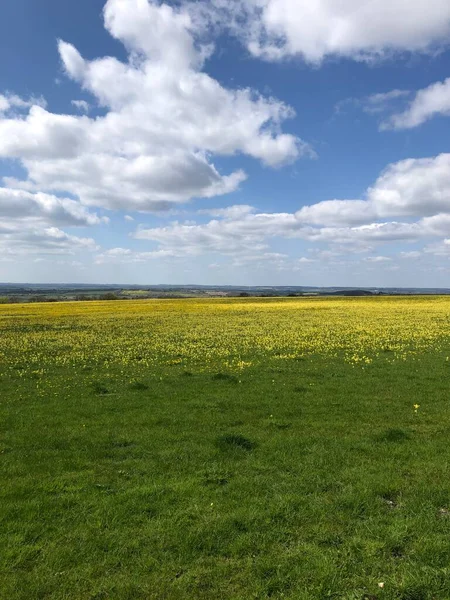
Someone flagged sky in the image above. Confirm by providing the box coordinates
[1,0,450,286]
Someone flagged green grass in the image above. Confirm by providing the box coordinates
[2,352,450,598]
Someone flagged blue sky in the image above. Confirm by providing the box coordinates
[1,0,450,286]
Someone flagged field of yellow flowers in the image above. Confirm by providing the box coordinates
[1,296,450,375]
[2,296,450,600]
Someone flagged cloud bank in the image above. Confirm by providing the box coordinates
[130,154,450,266]
[195,0,450,64]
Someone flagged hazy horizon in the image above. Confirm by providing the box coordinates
[2,282,450,292]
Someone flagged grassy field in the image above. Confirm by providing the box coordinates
[1,297,450,599]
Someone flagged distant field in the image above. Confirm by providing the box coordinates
[1,297,450,599]
[119,289,152,297]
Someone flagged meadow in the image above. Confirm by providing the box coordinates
[1,296,450,599]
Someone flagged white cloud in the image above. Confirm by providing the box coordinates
[71,100,90,113]
[368,155,450,217]
[198,204,255,219]
[6,151,247,211]
[0,95,9,112]
[310,221,425,244]
[95,247,180,264]
[419,213,450,237]
[364,256,392,263]
[58,34,305,166]
[103,0,203,71]
[0,93,46,114]
[0,186,105,260]
[0,107,90,160]
[0,187,106,227]
[233,251,288,263]
[296,200,376,227]
[0,0,310,220]
[2,0,450,282]
[5,0,311,210]
[383,77,450,129]
[400,250,422,259]
[134,211,423,259]
[364,90,411,113]
[0,0,314,264]
[296,154,450,227]
[0,224,98,257]
[335,90,411,120]
[131,153,450,261]
[424,239,450,256]
[203,0,450,64]
[134,216,274,255]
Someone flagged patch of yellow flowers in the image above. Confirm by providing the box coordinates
[0,296,449,374]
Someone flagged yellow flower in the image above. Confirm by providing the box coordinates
[413,404,420,410]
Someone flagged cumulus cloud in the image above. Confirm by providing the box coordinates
[296,200,376,227]
[5,151,247,211]
[103,0,204,71]
[0,0,310,224]
[134,216,275,254]
[133,210,422,259]
[382,77,450,129]
[0,188,106,227]
[368,155,450,217]
[0,106,91,161]
[198,0,450,64]
[132,153,450,261]
[296,154,450,227]
[0,224,98,257]
[0,188,104,259]
[0,0,315,262]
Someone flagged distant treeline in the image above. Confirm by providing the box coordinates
[0,290,381,305]
[0,293,124,304]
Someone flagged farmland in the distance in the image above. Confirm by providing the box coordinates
[1,297,450,599]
